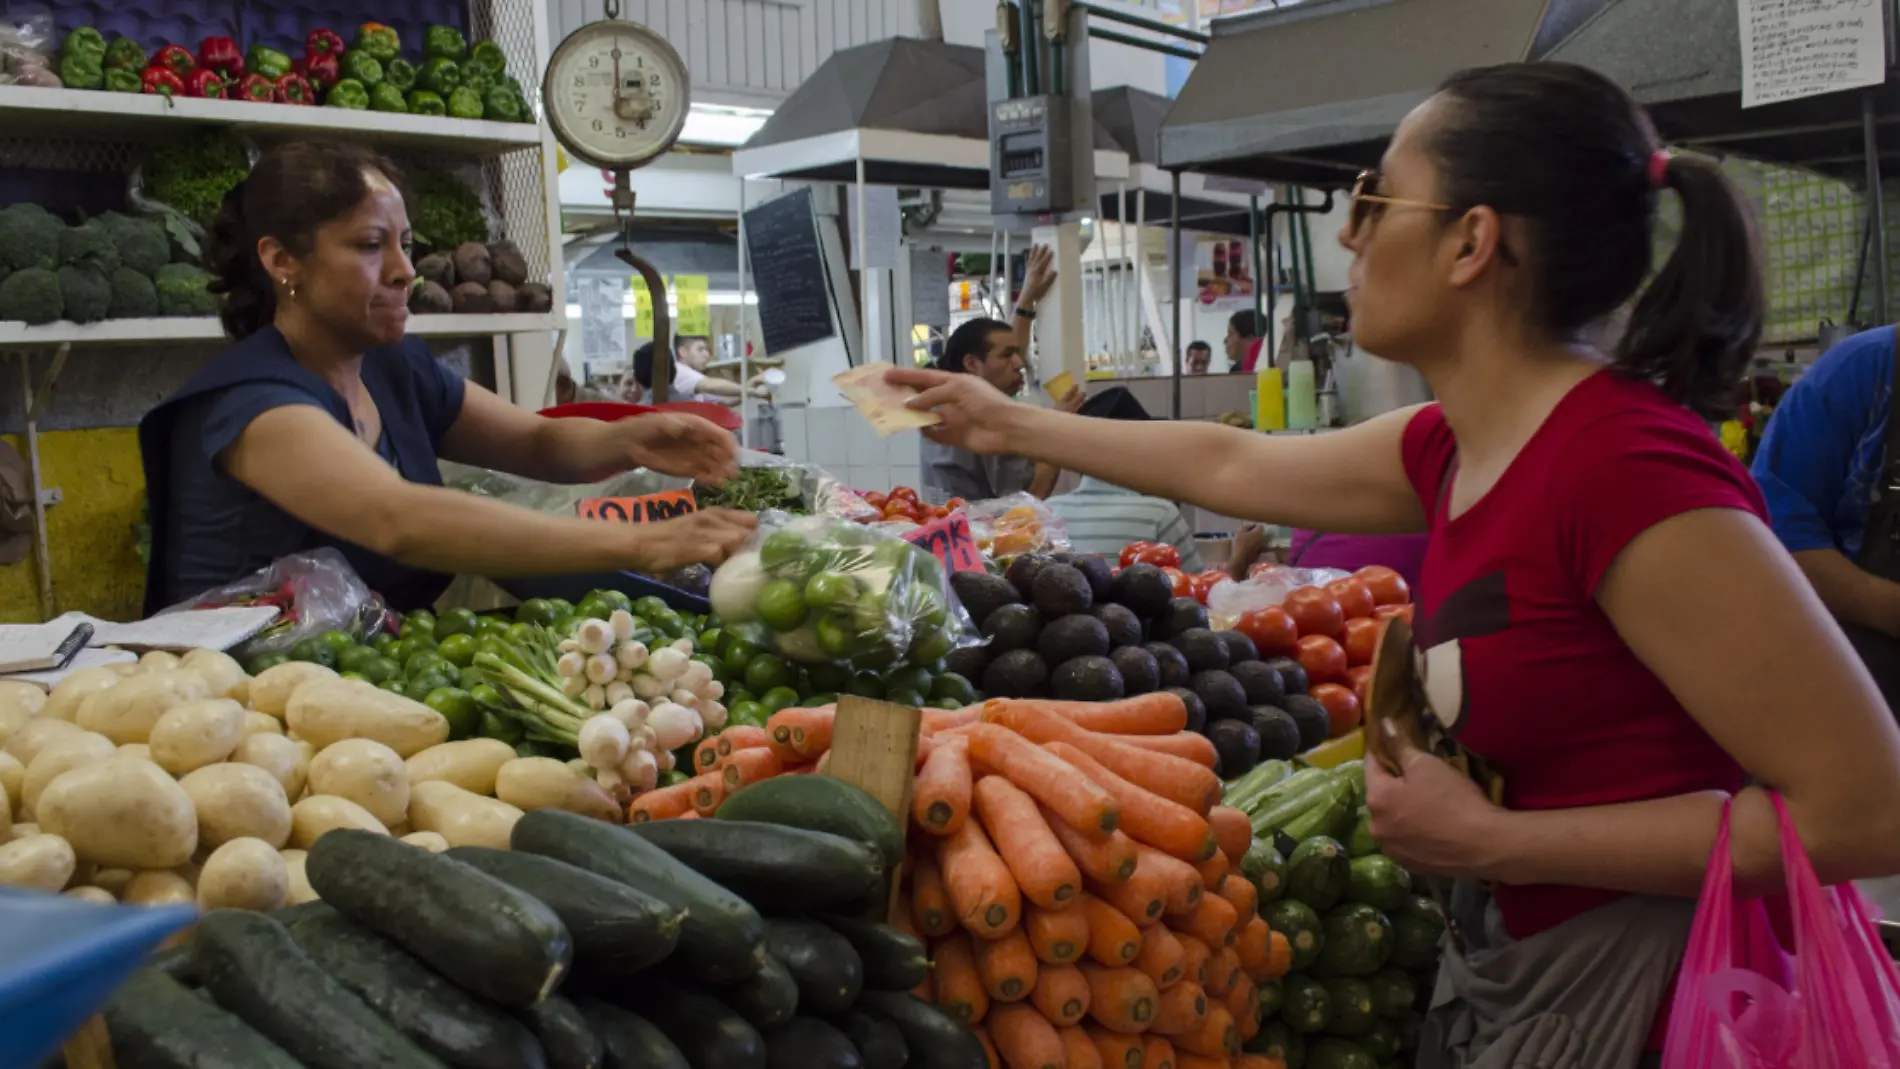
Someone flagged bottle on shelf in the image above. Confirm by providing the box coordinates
[1255,363,1286,431]
[1286,357,1318,430]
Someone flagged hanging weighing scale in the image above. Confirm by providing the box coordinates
[543,1,692,401]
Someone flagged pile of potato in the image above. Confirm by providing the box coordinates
[0,652,622,916]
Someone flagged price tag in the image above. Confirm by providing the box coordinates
[577,489,698,523]
[902,512,985,574]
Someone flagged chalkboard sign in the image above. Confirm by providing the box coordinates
[743,187,838,356]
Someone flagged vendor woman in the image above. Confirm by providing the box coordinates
[140,142,757,614]
[892,62,1900,1067]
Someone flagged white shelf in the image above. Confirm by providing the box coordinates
[0,86,543,155]
[0,313,562,348]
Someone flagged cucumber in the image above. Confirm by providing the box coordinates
[1239,839,1288,904]
[763,1017,864,1069]
[1247,771,1339,837]
[1220,759,1293,811]
[716,775,904,868]
[721,954,801,1029]
[513,809,766,984]
[764,917,864,1015]
[830,1008,908,1069]
[191,909,443,1069]
[576,999,688,1069]
[446,845,687,974]
[1345,807,1380,859]
[1280,784,1352,845]
[146,944,199,985]
[1318,977,1376,1036]
[1263,899,1324,972]
[625,819,885,913]
[856,991,989,1069]
[1345,855,1410,912]
[519,995,603,1069]
[817,914,931,991]
[1279,975,1332,1034]
[1334,761,1366,807]
[282,904,545,1069]
[614,983,766,1069]
[1286,837,1351,911]
[105,969,304,1069]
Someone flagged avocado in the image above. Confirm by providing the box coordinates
[1092,603,1143,649]
[1107,563,1173,620]
[1252,705,1302,761]
[1267,656,1310,696]
[1190,669,1249,723]
[1072,554,1114,601]
[1170,628,1231,674]
[1051,656,1126,702]
[1219,630,1260,664]
[950,572,1021,631]
[1233,661,1288,707]
[982,649,1050,699]
[1039,613,1111,668]
[1167,686,1207,733]
[1005,554,1054,601]
[1283,694,1330,751]
[1049,552,1076,565]
[1206,719,1261,778]
[1110,645,1160,695]
[942,644,991,686]
[1155,598,1210,640]
[1032,564,1094,619]
[1144,642,1192,689]
[981,604,1044,653]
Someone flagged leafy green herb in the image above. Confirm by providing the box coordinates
[141,132,250,226]
[409,166,489,251]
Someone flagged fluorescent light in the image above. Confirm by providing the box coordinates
[680,103,772,147]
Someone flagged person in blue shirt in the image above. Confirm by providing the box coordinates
[140,141,757,615]
[1751,325,1900,707]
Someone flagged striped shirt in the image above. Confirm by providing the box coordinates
[1045,477,1206,570]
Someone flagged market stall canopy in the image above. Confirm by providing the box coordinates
[1093,86,1258,236]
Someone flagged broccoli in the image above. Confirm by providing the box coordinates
[60,218,121,273]
[59,265,112,324]
[109,267,160,319]
[99,212,171,276]
[155,263,218,317]
[0,203,63,273]
[0,267,64,325]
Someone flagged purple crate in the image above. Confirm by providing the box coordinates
[33,0,470,70]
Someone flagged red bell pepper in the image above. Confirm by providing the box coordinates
[301,52,340,94]
[184,68,227,98]
[152,44,195,77]
[274,71,315,105]
[197,36,243,77]
[235,72,276,103]
[141,66,185,98]
[305,28,346,58]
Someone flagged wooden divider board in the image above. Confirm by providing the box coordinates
[824,695,924,922]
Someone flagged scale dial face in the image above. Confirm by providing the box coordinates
[543,20,691,170]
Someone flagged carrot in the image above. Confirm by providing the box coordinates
[1030,964,1092,1027]
[721,746,783,791]
[1046,693,1188,735]
[1150,981,1208,1036]
[1176,935,1213,990]
[1079,964,1158,1035]
[1143,1036,1177,1069]
[1086,1026,1146,1069]
[1025,904,1089,966]
[781,761,820,775]
[628,780,695,822]
[1174,1004,1237,1058]
[924,705,982,733]
[1060,1026,1104,1069]
[1205,808,1252,863]
[691,736,722,775]
[975,927,1040,1002]
[978,1028,1000,1069]
[1077,893,1142,967]
[974,775,1083,909]
[933,932,991,1024]
[1193,851,1229,891]
[1044,809,1140,884]
[1091,870,1167,928]
[1234,918,1273,980]
[767,705,835,759]
[686,771,725,816]
[967,724,1121,839]
[1175,1056,1233,1069]
[1221,980,1259,1042]
[983,701,1220,814]
[1102,732,1218,769]
[716,724,770,758]
[939,816,1023,939]
[1215,874,1256,927]
[989,1004,1065,1069]
[1044,741,1216,862]
[1204,947,1241,998]
[1234,1056,1286,1069]
[1171,894,1239,950]
[914,735,974,835]
[675,810,699,819]
[1263,929,1293,981]
[911,852,957,937]
[1137,924,1187,991]
[1134,845,1204,916]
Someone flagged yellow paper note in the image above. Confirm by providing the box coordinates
[1046,371,1076,402]
[833,362,943,437]
[674,275,710,336]
[630,276,654,339]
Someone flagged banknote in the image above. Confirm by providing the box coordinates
[833,362,944,437]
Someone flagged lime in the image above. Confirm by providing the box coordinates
[833,524,875,547]
[359,656,401,685]
[405,651,453,678]
[800,692,840,708]
[370,631,399,652]
[805,572,864,614]
[469,682,503,706]
[436,608,479,638]
[578,594,618,623]
[424,687,481,740]
[548,598,577,618]
[814,613,867,659]
[378,678,407,695]
[458,664,484,689]
[805,663,852,694]
[480,709,523,746]
[402,611,436,638]
[436,633,478,668]
[885,665,934,697]
[288,639,336,668]
[659,769,692,788]
[757,579,809,632]
[932,696,966,710]
[844,672,887,700]
[697,628,726,654]
[339,671,369,683]
[886,688,927,709]
[908,625,955,667]
[408,670,455,697]
[930,672,980,705]
[246,652,290,675]
[516,599,560,627]
[760,530,810,572]
[759,686,802,715]
[476,615,510,638]
[744,654,794,695]
[319,630,358,655]
[504,622,538,647]
[336,645,381,674]
[387,637,433,664]
[650,609,687,637]
[729,700,768,727]
[550,615,578,637]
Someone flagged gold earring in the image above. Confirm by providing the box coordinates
[281,277,297,300]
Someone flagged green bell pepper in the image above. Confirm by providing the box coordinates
[369,82,407,113]
[467,40,506,75]
[446,86,484,120]
[61,27,107,61]
[245,45,291,80]
[419,57,460,95]
[424,25,468,62]
[353,22,401,63]
[103,67,142,93]
[459,64,493,95]
[340,50,384,87]
[104,37,145,71]
[481,84,524,123]
[406,89,447,116]
[383,57,417,92]
[58,51,105,90]
[325,77,370,110]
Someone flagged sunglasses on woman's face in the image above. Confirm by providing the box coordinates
[1347,170,1518,265]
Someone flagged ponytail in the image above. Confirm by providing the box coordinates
[206,181,274,340]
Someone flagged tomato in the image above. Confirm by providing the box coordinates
[1295,633,1349,686]
[1346,665,1374,708]
[1283,586,1345,639]
[1248,561,1282,580]
[1132,543,1183,569]
[1356,565,1411,606]
[1163,567,1194,599]
[1236,607,1299,658]
[889,486,920,505]
[1121,541,1158,568]
[1341,616,1381,667]
[1325,577,1376,621]
[945,497,968,512]
[1187,575,1216,604]
[1311,682,1362,739]
[884,504,919,523]
[1373,603,1416,626]
[863,491,888,509]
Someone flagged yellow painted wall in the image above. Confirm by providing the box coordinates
[0,428,146,624]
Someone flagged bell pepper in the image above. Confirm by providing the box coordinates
[353,23,401,63]
[301,53,339,93]
[246,45,291,81]
[325,77,370,110]
[424,26,468,62]
[369,83,407,113]
[184,68,226,98]
[198,36,243,77]
[141,66,185,97]
[61,28,107,61]
[384,57,417,92]
[406,89,446,116]
[447,86,484,120]
[459,64,493,95]
[104,67,142,93]
[275,72,315,105]
[340,50,383,87]
[481,84,523,123]
[152,44,195,77]
[419,57,459,95]
[235,73,276,103]
[58,51,105,90]
[305,28,346,58]
[467,40,506,75]
[105,38,146,71]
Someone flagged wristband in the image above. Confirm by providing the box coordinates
[1014,306,1036,321]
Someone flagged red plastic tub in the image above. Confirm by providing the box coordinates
[538,400,743,431]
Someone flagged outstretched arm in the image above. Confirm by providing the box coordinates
[442,383,739,486]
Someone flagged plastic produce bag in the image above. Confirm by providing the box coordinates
[963,493,1068,559]
[1206,566,1351,630]
[707,511,976,669]
[1661,795,1900,1068]
[440,459,678,514]
[0,7,59,87]
[161,548,388,659]
[692,450,877,521]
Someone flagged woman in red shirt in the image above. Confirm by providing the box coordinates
[891,62,1900,1066]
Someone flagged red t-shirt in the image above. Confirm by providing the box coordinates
[1400,370,1762,938]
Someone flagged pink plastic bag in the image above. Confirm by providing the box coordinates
[1663,795,1900,1068]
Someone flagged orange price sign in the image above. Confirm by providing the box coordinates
[902,511,985,574]
[577,489,698,524]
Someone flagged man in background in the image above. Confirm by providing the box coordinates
[1228,310,1265,373]
[1185,341,1213,375]
[633,336,767,406]
[1045,386,1204,569]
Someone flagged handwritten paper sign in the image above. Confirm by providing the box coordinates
[902,512,986,574]
[631,276,655,339]
[1740,0,1886,108]
[578,489,698,524]
[675,275,710,336]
